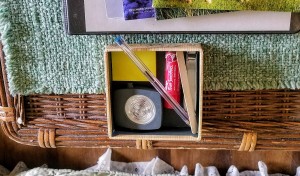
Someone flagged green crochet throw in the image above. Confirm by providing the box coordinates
[0,0,300,95]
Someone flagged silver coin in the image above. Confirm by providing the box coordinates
[125,95,156,125]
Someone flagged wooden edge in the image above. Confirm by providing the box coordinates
[104,50,113,138]
[110,134,199,141]
[176,51,198,134]
[197,46,204,141]
[105,43,203,52]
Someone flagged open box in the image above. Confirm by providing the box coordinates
[104,43,203,141]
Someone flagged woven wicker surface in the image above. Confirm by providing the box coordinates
[1,43,300,150]
[3,89,300,150]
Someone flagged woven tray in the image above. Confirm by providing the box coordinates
[1,44,300,151]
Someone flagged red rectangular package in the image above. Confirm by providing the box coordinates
[164,51,181,109]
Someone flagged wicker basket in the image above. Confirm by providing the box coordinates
[1,43,300,151]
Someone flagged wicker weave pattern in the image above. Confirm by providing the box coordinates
[203,90,300,133]
[2,90,300,150]
[25,94,107,129]
[2,44,300,150]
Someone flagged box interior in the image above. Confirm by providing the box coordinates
[108,51,201,137]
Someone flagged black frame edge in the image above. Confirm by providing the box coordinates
[63,0,86,34]
[290,13,300,33]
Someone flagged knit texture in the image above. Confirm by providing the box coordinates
[153,0,300,12]
[0,0,300,95]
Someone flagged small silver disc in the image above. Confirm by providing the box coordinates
[125,95,156,125]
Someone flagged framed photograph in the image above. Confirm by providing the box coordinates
[63,0,300,34]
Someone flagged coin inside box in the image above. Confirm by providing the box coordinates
[104,43,203,141]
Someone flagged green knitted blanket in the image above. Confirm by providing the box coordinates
[0,0,300,95]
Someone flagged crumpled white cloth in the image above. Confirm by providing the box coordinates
[2,148,300,175]
[226,161,290,176]
[86,148,175,175]
[85,148,298,176]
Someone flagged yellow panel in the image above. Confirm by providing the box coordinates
[111,51,156,81]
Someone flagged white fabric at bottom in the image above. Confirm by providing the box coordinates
[1,148,300,175]
[85,149,299,176]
